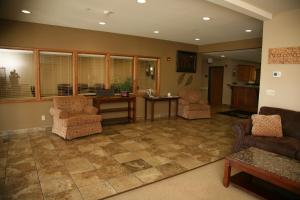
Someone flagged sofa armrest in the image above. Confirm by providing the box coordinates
[49,107,69,119]
[232,119,252,152]
[84,106,98,115]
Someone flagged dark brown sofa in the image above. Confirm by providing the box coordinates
[233,106,300,160]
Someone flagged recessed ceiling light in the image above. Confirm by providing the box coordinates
[21,10,31,14]
[137,0,146,4]
[220,55,225,58]
[245,29,252,32]
[153,30,159,34]
[99,22,106,25]
[195,38,200,41]
[202,17,211,21]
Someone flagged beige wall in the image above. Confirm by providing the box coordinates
[0,20,201,130]
[259,9,300,111]
[200,56,260,105]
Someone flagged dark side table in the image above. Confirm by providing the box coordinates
[144,96,180,121]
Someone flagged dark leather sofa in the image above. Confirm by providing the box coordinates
[233,106,300,160]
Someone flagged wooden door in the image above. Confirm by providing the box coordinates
[208,66,224,106]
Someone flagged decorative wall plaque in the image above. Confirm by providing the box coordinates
[268,47,300,64]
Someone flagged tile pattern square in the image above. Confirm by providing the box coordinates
[0,114,236,199]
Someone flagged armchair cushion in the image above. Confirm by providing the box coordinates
[53,96,88,114]
[84,106,98,115]
[62,114,102,127]
[50,107,69,119]
[187,104,210,111]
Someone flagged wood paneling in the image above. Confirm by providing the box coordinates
[230,86,259,112]
[209,66,224,106]
[237,65,256,82]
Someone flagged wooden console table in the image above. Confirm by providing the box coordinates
[93,95,136,124]
[144,96,180,121]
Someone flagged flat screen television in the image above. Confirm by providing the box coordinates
[176,51,197,73]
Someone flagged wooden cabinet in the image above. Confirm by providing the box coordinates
[237,65,256,82]
[230,86,259,113]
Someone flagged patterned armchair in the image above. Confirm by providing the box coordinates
[178,88,211,119]
[50,96,102,140]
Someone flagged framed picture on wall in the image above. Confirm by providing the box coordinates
[176,51,197,73]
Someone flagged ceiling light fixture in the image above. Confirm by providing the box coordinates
[245,29,252,32]
[137,0,146,4]
[99,22,106,25]
[202,17,211,21]
[220,55,225,58]
[21,10,31,14]
[195,38,200,41]
[153,30,159,34]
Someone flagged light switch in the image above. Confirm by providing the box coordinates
[266,89,275,96]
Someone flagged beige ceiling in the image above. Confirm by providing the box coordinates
[0,0,263,45]
[1,0,298,45]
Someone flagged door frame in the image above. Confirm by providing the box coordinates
[208,66,224,105]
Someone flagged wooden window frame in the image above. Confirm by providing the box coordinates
[0,46,161,104]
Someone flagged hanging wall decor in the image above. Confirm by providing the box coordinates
[268,46,300,64]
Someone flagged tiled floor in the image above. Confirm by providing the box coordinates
[0,114,237,200]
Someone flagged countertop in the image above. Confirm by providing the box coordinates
[228,84,259,88]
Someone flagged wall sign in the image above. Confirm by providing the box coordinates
[268,47,300,64]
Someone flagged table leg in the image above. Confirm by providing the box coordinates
[144,99,147,120]
[133,98,136,122]
[223,159,231,187]
[168,99,171,119]
[175,99,178,119]
[151,101,154,121]
[128,100,131,122]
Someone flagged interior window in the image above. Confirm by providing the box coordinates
[40,51,73,97]
[0,48,35,99]
[77,53,105,95]
[109,56,133,93]
[137,58,158,94]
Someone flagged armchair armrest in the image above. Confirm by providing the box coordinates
[49,107,69,119]
[84,105,98,115]
[232,119,252,152]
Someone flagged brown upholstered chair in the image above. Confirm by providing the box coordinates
[178,88,211,119]
[50,96,102,140]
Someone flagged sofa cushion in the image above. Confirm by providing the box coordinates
[251,114,283,137]
[62,114,102,127]
[244,135,300,159]
[260,106,300,139]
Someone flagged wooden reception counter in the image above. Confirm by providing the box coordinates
[229,84,259,113]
